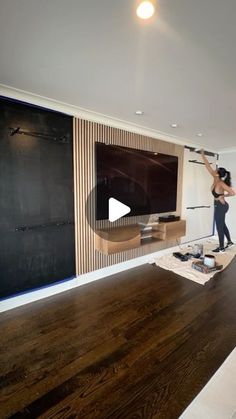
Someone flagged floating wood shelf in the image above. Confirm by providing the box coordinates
[95,225,140,255]
[153,220,186,240]
[95,220,186,255]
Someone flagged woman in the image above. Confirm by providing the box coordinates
[201,150,235,252]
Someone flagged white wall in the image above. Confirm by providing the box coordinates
[219,152,236,240]
[181,149,215,243]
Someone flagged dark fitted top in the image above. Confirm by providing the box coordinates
[212,187,224,198]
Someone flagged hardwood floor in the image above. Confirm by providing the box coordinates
[1,260,236,418]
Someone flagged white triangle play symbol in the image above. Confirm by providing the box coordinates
[109,198,131,222]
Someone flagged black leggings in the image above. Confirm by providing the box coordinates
[214,201,231,248]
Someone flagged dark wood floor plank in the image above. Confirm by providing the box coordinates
[0,261,236,418]
[49,290,235,419]
[102,302,236,419]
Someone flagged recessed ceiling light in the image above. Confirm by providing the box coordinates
[196,133,203,137]
[136,1,156,20]
[170,123,179,128]
[135,110,144,115]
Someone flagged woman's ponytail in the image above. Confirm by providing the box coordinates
[218,167,232,186]
[225,171,232,187]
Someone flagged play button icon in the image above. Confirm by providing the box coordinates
[85,176,151,243]
[109,198,131,222]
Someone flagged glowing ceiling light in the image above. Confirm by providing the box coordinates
[136,1,156,20]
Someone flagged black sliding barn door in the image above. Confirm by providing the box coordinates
[0,98,75,299]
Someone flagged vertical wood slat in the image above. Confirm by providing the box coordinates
[73,118,78,275]
[74,118,184,276]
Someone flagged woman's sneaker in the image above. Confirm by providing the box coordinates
[212,246,225,253]
[225,241,234,249]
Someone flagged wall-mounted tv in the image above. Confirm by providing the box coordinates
[95,142,178,220]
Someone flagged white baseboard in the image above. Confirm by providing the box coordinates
[0,249,166,313]
[0,236,215,313]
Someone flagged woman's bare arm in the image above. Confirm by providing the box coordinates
[200,149,217,177]
[220,181,236,196]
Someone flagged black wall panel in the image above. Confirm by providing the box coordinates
[0,97,75,299]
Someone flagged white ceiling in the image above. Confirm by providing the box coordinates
[0,0,236,152]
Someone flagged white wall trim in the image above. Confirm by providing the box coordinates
[0,248,166,313]
[0,83,202,149]
[0,236,214,313]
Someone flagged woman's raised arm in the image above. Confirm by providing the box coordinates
[200,149,217,177]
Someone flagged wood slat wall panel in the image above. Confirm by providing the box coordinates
[74,118,184,275]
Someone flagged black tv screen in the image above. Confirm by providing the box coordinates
[96,142,178,220]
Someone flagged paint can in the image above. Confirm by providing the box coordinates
[204,254,216,268]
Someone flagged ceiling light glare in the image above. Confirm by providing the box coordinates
[170,123,178,128]
[135,110,144,115]
[196,133,203,137]
[136,1,156,20]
